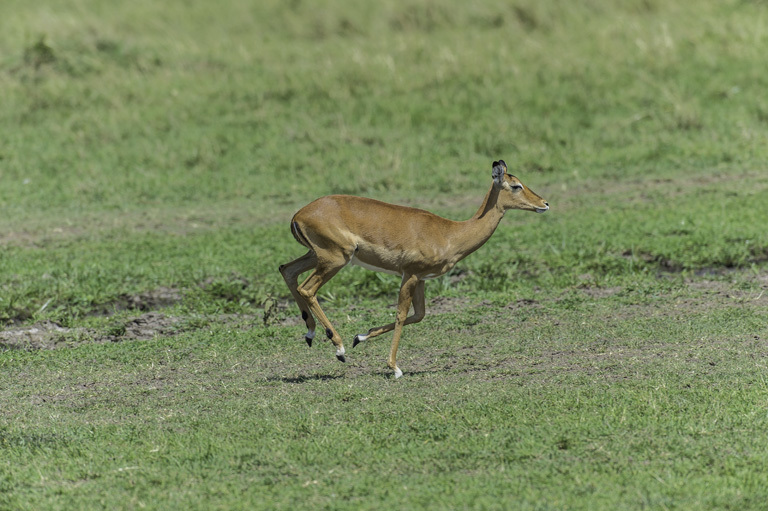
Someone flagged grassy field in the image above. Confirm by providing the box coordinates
[2,0,768,509]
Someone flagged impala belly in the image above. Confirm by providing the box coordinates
[349,237,452,279]
[349,236,413,276]
[349,254,401,276]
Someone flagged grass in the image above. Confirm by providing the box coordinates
[1,0,768,509]
[3,291,767,510]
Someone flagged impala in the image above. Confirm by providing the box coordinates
[279,160,549,378]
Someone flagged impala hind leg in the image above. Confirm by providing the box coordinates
[279,251,318,346]
[353,280,425,347]
[297,255,349,362]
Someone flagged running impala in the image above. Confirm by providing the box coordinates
[279,160,549,378]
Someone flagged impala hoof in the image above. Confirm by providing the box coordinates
[353,334,367,348]
[305,337,312,347]
[336,347,346,362]
[394,367,403,379]
[336,354,346,362]
[305,330,315,348]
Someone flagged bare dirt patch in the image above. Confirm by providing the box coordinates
[429,296,472,315]
[0,321,72,350]
[0,311,185,351]
[505,297,544,312]
[577,285,623,299]
[0,286,189,350]
[118,312,183,341]
[89,287,183,316]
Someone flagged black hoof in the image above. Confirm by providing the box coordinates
[353,335,361,348]
[336,354,346,363]
[305,336,313,348]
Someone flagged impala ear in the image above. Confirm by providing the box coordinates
[492,160,507,184]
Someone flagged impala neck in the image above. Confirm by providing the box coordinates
[453,184,505,260]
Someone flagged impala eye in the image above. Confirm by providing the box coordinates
[511,184,523,191]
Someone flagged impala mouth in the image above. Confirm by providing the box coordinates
[535,205,549,213]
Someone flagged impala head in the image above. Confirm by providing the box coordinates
[492,160,549,213]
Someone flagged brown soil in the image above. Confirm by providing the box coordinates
[0,321,71,350]
[89,287,183,316]
[0,285,188,350]
[120,312,183,341]
[0,312,183,350]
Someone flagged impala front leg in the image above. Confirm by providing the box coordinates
[353,280,425,347]
[388,274,421,378]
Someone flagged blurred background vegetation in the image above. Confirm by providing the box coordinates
[1,0,767,323]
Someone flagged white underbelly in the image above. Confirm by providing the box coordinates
[349,255,401,276]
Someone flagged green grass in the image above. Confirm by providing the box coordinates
[2,0,768,509]
[3,295,768,510]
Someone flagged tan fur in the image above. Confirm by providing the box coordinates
[279,160,548,377]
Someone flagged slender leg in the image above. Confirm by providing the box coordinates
[279,251,317,346]
[297,253,349,362]
[354,279,425,347]
[387,274,420,378]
